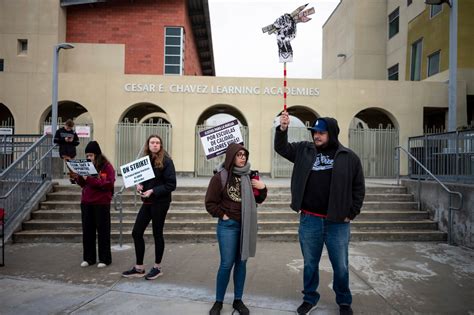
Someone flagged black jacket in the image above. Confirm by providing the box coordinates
[274,117,365,222]
[141,156,177,204]
[53,127,79,158]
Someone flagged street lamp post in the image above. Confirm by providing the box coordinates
[425,0,457,131]
[51,43,74,137]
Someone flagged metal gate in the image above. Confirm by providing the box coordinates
[349,127,399,177]
[194,124,249,176]
[116,120,172,174]
[271,127,312,177]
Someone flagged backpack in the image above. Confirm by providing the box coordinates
[214,168,229,193]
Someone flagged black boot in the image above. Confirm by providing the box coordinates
[209,301,223,315]
[232,299,249,315]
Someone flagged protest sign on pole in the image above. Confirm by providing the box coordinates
[66,159,98,176]
[199,119,244,159]
[120,156,155,188]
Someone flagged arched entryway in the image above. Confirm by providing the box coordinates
[41,101,93,159]
[349,107,399,177]
[116,103,172,173]
[195,104,249,176]
[271,106,319,177]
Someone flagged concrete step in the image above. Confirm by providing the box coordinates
[52,184,408,195]
[45,192,414,202]
[12,229,446,243]
[22,220,438,231]
[39,200,419,211]
[30,210,430,221]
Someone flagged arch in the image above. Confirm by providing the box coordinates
[119,102,171,124]
[196,104,248,126]
[0,103,15,127]
[139,112,171,124]
[40,100,92,130]
[273,105,319,127]
[351,107,399,129]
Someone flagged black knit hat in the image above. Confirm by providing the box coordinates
[85,141,102,155]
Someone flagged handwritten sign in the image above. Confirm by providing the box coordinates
[66,159,98,176]
[120,156,155,188]
[199,120,244,159]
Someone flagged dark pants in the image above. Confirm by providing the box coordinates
[81,204,112,265]
[132,202,170,265]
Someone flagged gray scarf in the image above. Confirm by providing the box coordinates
[232,162,258,261]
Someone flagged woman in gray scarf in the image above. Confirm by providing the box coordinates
[205,143,267,315]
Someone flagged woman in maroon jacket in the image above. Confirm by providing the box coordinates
[73,141,115,268]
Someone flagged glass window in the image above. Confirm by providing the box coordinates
[427,51,440,77]
[410,39,423,81]
[430,4,442,18]
[164,27,184,75]
[388,64,399,81]
[0,59,4,72]
[388,7,399,39]
[407,0,412,6]
[18,39,28,55]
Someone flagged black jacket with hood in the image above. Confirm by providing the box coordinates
[274,117,365,222]
[140,155,177,204]
[53,127,79,158]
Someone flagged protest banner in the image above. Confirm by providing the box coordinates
[66,159,98,176]
[120,155,155,188]
[199,119,244,159]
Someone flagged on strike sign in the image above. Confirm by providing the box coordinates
[66,159,98,176]
[199,120,244,159]
[120,156,155,188]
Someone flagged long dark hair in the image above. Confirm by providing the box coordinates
[143,134,169,169]
[94,153,110,172]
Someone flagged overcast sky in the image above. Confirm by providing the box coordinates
[208,0,340,79]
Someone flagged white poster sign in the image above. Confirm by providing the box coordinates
[66,159,98,176]
[120,156,155,188]
[199,120,244,159]
[0,127,13,154]
[75,126,91,138]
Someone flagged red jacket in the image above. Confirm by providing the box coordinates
[76,162,115,205]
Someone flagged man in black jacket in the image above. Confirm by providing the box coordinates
[274,111,365,315]
[53,119,79,160]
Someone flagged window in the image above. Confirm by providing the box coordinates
[18,39,28,55]
[407,0,412,6]
[388,7,399,39]
[427,50,440,77]
[410,39,423,81]
[430,4,442,18]
[0,59,4,72]
[388,64,399,81]
[164,27,184,75]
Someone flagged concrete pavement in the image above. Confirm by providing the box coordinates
[1,241,473,314]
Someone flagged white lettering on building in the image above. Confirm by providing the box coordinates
[124,83,319,96]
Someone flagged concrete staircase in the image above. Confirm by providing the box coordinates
[13,184,447,243]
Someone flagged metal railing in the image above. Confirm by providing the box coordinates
[0,135,54,241]
[113,143,146,247]
[395,146,463,245]
[0,135,44,173]
[408,129,474,183]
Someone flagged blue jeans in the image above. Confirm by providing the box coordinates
[215,218,247,302]
[298,213,351,306]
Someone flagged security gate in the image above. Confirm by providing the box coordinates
[349,127,399,177]
[271,127,312,177]
[116,121,172,175]
[195,124,249,176]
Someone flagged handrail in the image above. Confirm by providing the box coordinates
[113,143,146,248]
[395,146,463,245]
[0,135,54,241]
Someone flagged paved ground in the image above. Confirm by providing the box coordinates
[1,241,473,314]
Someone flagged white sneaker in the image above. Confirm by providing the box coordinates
[80,261,89,268]
[97,263,107,268]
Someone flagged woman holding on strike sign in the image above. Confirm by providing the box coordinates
[205,143,267,315]
[122,135,177,280]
